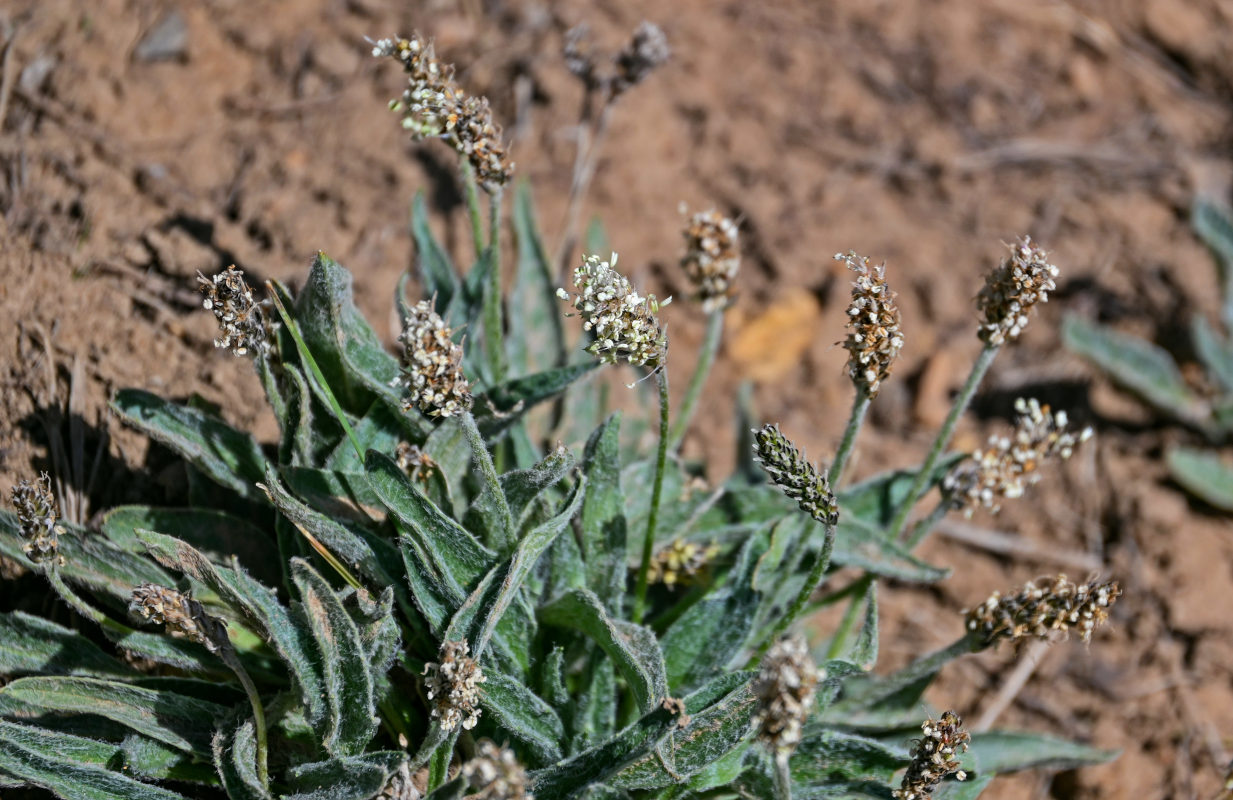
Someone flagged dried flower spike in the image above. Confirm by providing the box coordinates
[943,397,1092,516]
[130,583,231,655]
[976,236,1059,346]
[557,253,669,372]
[964,574,1121,646]
[753,635,818,762]
[9,473,64,567]
[681,209,740,312]
[647,538,719,588]
[893,711,970,800]
[395,442,438,485]
[461,740,531,800]
[424,640,485,732]
[835,251,903,398]
[613,21,670,96]
[396,300,473,419]
[198,267,269,357]
[753,424,838,526]
[372,35,512,192]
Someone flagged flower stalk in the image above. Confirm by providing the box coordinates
[633,369,671,623]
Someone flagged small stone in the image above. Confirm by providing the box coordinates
[134,10,188,63]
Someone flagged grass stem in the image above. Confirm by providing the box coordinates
[633,369,671,624]
[760,522,836,654]
[221,649,268,791]
[460,159,486,260]
[829,389,870,489]
[483,188,507,384]
[669,311,723,450]
[887,344,998,542]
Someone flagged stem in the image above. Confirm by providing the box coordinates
[266,282,364,462]
[904,498,952,550]
[824,575,873,660]
[460,159,486,260]
[633,369,671,624]
[828,389,871,489]
[668,311,723,450]
[760,522,836,654]
[483,188,507,383]
[222,649,268,791]
[47,569,137,638]
[461,410,515,551]
[887,344,999,542]
[774,753,793,800]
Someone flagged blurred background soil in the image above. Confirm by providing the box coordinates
[2,1,1233,797]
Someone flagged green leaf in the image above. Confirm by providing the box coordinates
[366,450,496,632]
[136,529,327,728]
[412,191,460,312]
[213,715,268,800]
[834,516,948,582]
[510,181,566,374]
[0,721,190,800]
[790,729,902,786]
[293,254,425,437]
[540,589,667,713]
[933,772,994,799]
[119,734,219,784]
[966,730,1117,774]
[480,670,565,765]
[290,560,377,757]
[530,672,741,800]
[1062,313,1210,429]
[475,363,600,439]
[0,612,132,679]
[581,414,628,612]
[111,389,271,503]
[101,506,275,572]
[1192,196,1233,328]
[424,776,468,800]
[843,580,879,671]
[0,677,224,757]
[1190,313,1233,395]
[446,476,586,658]
[448,246,495,343]
[609,673,757,790]
[661,526,766,691]
[1167,446,1233,510]
[500,445,576,530]
[285,751,407,800]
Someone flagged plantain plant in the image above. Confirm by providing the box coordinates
[0,28,1120,800]
[1063,197,1233,510]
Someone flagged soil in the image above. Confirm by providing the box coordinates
[2,0,1233,797]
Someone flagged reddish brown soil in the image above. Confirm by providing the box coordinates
[3,1,1233,797]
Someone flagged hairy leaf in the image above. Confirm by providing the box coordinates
[0,612,132,679]
[285,751,407,800]
[412,192,461,314]
[480,670,565,766]
[1167,446,1233,511]
[580,414,628,612]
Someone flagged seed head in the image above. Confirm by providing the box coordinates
[943,398,1092,516]
[965,574,1121,647]
[373,35,512,192]
[893,711,970,800]
[9,473,64,568]
[681,209,740,312]
[835,251,904,398]
[198,267,269,357]
[976,236,1059,346]
[396,300,473,419]
[557,253,669,372]
[461,740,531,800]
[753,424,838,526]
[375,761,421,800]
[395,442,438,485]
[130,583,231,655]
[424,640,485,732]
[613,22,670,96]
[647,538,719,588]
[753,635,818,762]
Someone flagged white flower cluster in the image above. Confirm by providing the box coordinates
[462,740,532,800]
[836,251,903,398]
[557,253,669,372]
[372,35,512,191]
[424,640,486,731]
[943,397,1092,515]
[198,266,268,358]
[681,209,740,312]
[965,574,1121,646]
[10,473,64,567]
[976,236,1059,346]
[396,300,473,420]
[893,711,970,800]
[752,635,818,763]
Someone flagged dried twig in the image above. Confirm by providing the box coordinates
[973,638,1050,732]
[937,519,1102,573]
